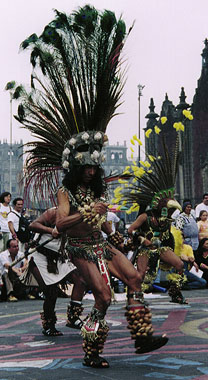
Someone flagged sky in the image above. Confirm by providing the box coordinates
[0,0,208,157]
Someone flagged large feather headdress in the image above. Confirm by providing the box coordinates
[113,126,191,215]
[9,5,130,205]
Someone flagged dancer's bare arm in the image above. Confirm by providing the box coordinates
[128,213,147,234]
[56,189,83,233]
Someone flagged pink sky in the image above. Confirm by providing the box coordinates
[0,0,207,158]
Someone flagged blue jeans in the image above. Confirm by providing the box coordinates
[183,262,207,289]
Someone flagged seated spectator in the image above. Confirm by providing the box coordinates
[0,239,34,301]
[197,210,208,240]
[180,237,206,290]
[195,238,208,284]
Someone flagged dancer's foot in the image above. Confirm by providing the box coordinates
[66,317,83,329]
[83,354,109,368]
[42,327,63,336]
[135,334,168,354]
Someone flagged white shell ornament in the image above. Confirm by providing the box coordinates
[68,138,76,146]
[63,147,70,155]
[62,160,69,168]
[94,132,102,141]
[81,132,90,141]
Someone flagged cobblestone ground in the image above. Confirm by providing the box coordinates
[1,290,208,379]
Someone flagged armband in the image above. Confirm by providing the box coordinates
[107,231,124,248]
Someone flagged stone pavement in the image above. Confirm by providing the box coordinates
[1,289,208,379]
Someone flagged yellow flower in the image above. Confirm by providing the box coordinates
[122,200,127,205]
[133,135,143,145]
[173,122,184,132]
[123,169,130,175]
[139,160,151,168]
[154,126,161,134]
[118,179,127,184]
[131,153,134,159]
[147,169,153,173]
[145,129,152,138]
[117,205,122,210]
[132,178,137,183]
[132,165,139,171]
[126,209,132,215]
[130,147,134,153]
[160,116,167,125]
[148,155,156,162]
[182,109,193,120]
[130,190,135,194]
[131,204,140,212]
[114,197,121,203]
[108,205,114,209]
[124,183,129,187]
[130,139,135,145]
[134,167,145,178]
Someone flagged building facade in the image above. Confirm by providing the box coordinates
[0,141,23,199]
[144,39,208,206]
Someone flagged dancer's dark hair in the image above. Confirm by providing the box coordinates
[62,166,106,198]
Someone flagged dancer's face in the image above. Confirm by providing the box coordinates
[82,165,97,185]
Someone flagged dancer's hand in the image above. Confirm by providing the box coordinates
[52,226,60,238]
[94,202,109,215]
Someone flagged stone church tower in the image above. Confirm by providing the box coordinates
[192,39,208,203]
[144,39,208,205]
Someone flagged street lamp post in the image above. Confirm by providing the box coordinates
[5,81,16,194]
[9,92,13,194]
[137,84,145,164]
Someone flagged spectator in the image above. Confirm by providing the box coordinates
[195,193,208,218]
[8,197,25,252]
[195,238,208,285]
[0,239,31,302]
[197,210,208,240]
[102,211,120,239]
[0,192,12,252]
[172,198,195,221]
[118,217,126,234]
[180,235,206,290]
[175,201,199,255]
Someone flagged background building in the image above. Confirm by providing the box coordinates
[0,140,23,199]
[144,39,208,206]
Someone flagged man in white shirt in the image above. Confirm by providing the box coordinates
[8,197,25,252]
[195,193,208,218]
[102,211,120,239]
[0,239,27,301]
[0,192,12,252]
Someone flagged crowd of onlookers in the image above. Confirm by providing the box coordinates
[1,191,208,302]
[164,193,208,290]
[0,192,38,302]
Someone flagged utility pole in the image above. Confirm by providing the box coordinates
[9,92,13,194]
[137,84,145,164]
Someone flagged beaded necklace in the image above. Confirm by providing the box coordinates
[75,186,96,206]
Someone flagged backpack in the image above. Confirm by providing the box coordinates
[11,212,32,243]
